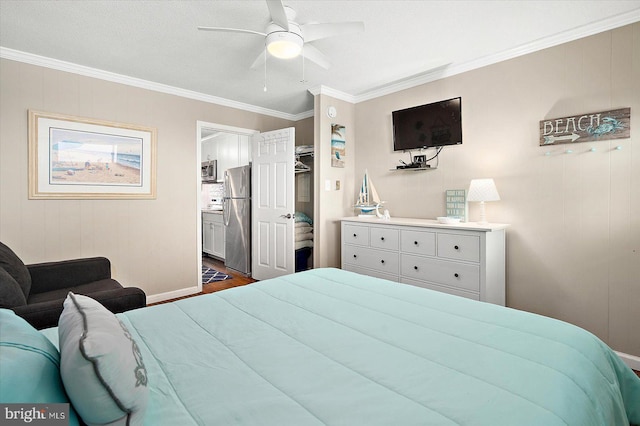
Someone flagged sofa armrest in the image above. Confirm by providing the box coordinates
[13,300,67,330]
[13,286,146,330]
[27,257,111,294]
[90,287,147,314]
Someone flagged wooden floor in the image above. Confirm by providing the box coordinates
[201,255,256,292]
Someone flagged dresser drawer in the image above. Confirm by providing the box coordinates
[400,230,436,256]
[370,227,399,250]
[343,245,399,275]
[344,264,398,282]
[343,224,370,246]
[400,277,480,301]
[437,233,480,262]
[400,254,480,292]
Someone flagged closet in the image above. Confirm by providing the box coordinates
[294,145,314,271]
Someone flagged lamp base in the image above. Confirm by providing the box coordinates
[477,201,488,224]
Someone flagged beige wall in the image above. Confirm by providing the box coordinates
[349,23,640,356]
[0,59,294,300]
[314,94,356,269]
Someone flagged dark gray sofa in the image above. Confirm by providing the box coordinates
[0,241,146,329]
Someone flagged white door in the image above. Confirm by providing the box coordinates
[251,128,295,280]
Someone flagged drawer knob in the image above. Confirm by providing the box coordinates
[454,245,459,250]
[454,273,459,278]
[353,254,357,258]
[414,241,418,245]
[353,233,357,237]
[381,237,385,241]
[414,266,418,270]
[381,259,385,264]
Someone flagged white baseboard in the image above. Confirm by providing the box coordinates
[146,286,201,305]
[615,351,640,371]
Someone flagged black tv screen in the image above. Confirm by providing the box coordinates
[392,97,462,151]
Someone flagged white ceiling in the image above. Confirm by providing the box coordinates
[1,1,639,119]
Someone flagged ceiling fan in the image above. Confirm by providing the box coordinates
[198,0,364,70]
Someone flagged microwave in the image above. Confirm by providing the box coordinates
[201,160,217,182]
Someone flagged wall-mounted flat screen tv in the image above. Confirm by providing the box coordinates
[392,97,462,151]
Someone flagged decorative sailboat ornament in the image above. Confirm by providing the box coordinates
[355,169,385,218]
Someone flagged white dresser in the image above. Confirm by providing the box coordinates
[341,217,508,305]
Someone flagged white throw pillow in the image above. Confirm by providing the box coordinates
[58,293,148,426]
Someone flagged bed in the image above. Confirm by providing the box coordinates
[2,268,639,425]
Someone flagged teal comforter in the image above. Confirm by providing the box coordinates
[120,268,639,425]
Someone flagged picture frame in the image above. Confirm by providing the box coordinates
[331,123,345,168]
[28,110,157,199]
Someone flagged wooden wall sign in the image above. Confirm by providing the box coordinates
[539,107,630,146]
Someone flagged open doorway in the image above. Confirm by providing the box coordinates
[197,121,258,286]
[196,120,316,284]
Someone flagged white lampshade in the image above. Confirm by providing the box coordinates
[266,32,303,59]
[467,178,500,224]
[467,178,500,202]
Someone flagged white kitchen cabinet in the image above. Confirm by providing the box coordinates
[202,133,252,178]
[203,212,225,260]
[341,217,508,305]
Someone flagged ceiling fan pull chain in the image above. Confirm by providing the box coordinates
[263,45,268,92]
[300,45,306,83]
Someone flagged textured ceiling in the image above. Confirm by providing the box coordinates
[1,1,639,118]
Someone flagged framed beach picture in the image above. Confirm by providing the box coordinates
[331,124,345,168]
[28,110,157,199]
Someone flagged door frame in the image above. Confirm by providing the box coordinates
[196,121,258,285]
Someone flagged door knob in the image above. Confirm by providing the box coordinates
[280,213,293,219]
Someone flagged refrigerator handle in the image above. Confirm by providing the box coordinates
[243,167,247,193]
[223,199,230,226]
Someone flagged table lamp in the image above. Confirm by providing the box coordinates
[467,178,500,224]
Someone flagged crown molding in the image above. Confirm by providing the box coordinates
[0,47,304,122]
[308,85,356,104]
[2,9,638,118]
[354,8,640,103]
[292,109,315,120]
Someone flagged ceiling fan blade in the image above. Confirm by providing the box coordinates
[250,50,267,69]
[197,26,266,37]
[266,0,289,31]
[303,44,331,69]
[302,22,364,42]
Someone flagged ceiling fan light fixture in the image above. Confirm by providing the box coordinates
[266,32,303,59]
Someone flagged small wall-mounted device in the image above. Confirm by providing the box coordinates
[413,155,426,164]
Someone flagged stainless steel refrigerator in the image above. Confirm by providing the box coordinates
[223,165,251,275]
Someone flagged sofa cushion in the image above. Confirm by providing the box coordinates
[0,267,27,308]
[0,241,31,299]
[59,293,148,426]
[0,309,80,425]
[27,278,122,305]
